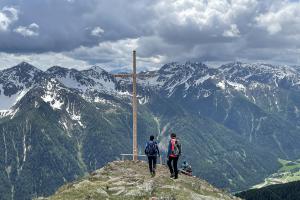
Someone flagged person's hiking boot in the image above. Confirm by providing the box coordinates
[151,172,155,177]
[170,173,175,178]
[153,170,156,177]
[174,173,178,179]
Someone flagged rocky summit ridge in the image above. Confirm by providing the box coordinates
[38,160,240,200]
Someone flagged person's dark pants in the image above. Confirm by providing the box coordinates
[147,156,157,173]
[167,156,179,178]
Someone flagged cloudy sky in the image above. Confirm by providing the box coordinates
[0,0,300,71]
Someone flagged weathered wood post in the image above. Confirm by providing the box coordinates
[132,50,138,161]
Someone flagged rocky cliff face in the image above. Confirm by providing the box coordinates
[39,160,241,200]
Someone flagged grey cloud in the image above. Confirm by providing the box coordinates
[0,0,157,53]
[0,0,300,71]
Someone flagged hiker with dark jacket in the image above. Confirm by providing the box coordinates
[145,135,160,177]
[167,133,181,179]
[180,160,192,176]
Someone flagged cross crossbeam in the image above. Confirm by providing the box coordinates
[113,74,132,78]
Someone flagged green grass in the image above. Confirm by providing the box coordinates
[278,159,300,172]
[252,158,300,189]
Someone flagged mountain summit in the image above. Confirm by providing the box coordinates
[38,160,240,200]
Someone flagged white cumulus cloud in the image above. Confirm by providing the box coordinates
[256,2,300,35]
[91,26,104,37]
[0,6,18,31]
[14,23,39,37]
[223,24,240,37]
[0,52,89,71]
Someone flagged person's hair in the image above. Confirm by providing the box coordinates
[150,135,155,141]
[171,133,176,138]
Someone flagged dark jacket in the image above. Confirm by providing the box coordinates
[145,141,160,157]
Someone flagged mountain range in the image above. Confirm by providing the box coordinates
[1,61,300,199]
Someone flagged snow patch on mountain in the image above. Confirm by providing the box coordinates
[227,81,246,92]
[41,80,64,110]
[93,97,118,108]
[117,91,131,97]
[41,93,64,110]
[70,113,84,127]
[59,119,70,133]
[137,72,165,88]
[94,97,107,104]
[0,84,30,110]
[138,96,149,104]
[57,75,89,92]
[0,108,19,119]
[166,74,193,97]
[195,74,213,85]
[217,81,226,90]
[88,76,116,93]
[65,100,85,128]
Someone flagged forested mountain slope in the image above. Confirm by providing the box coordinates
[1,61,300,199]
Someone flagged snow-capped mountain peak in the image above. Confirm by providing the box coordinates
[0,62,45,114]
[2,61,300,115]
[11,62,42,72]
[46,66,118,105]
[1,62,43,81]
[89,65,106,74]
[219,62,300,87]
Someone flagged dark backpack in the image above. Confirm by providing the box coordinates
[145,141,158,156]
[172,140,181,156]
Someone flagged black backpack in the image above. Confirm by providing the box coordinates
[145,141,158,156]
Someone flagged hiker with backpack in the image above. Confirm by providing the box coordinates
[167,133,181,179]
[145,135,160,177]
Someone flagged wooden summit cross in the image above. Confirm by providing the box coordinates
[113,50,139,161]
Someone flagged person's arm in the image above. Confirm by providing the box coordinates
[167,141,171,157]
[144,142,148,155]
